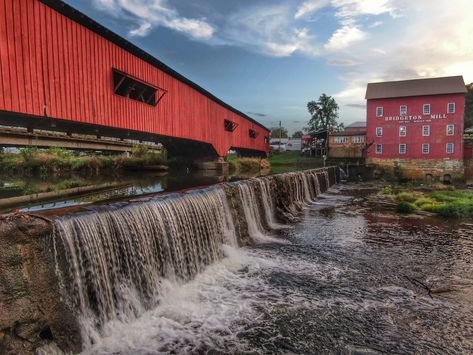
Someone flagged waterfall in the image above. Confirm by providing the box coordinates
[51,168,336,349]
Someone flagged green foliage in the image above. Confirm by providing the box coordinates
[395,191,418,203]
[305,94,339,135]
[53,178,87,192]
[465,83,473,129]
[381,185,393,195]
[270,127,288,139]
[397,201,416,214]
[292,131,304,138]
[385,186,473,219]
[0,146,167,176]
[131,144,150,157]
[228,156,270,173]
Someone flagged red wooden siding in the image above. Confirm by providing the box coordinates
[0,0,269,157]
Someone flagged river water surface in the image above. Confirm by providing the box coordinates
[84,184,473,354]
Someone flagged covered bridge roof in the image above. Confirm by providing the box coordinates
[41,0,269,132]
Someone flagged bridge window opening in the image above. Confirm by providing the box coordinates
[249,129,258,139]
[224,119,238,132]
[113,69,166,106]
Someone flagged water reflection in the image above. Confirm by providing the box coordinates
[0,168,272,214]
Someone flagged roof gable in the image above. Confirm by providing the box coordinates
[365,76,467,100]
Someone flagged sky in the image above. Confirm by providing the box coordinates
[65,0,473,134]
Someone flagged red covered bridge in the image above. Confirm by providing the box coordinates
[0,0,270,159]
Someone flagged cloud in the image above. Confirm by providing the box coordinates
[324,25,366,51]
[247,112,267,117]
[345,103,365,109]
[295,0,330,19]
[129,22,152,37]
[91,0,214,40]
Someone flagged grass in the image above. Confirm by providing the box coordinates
[381,185,473,219]
[0,146,167,177]
[268,151,326,174]
[227,154,270,173]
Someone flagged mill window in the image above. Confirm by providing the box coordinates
[399,126,406,137]
[446,143,454,154]
[447,102,455,113]
[376,107,383,117]
[446,124,454,136]
[423,104,430,115]
[399,144,406,154]
[422,143,430,154]
[422,125,430,136]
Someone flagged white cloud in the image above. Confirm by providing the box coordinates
[129,22,152,37]
[166,18,214,40]
[324,26,366,51]
[295,0,330,19]
[220,5,320,57]
[91,0,215,40]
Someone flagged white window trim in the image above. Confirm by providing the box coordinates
[446,124,454,136]
[399,126,406,137]
[376,127,383,137]
[375,144,382,154]
[400,105,407,115]
[399,144,406,154]
[423,104,430,115]
[422,143,430,154]
[447,102,455,114]
[422,125,430,137]
[376,106,383,117]
[446,143,454,154]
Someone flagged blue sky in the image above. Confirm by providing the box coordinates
[66,0,473,134]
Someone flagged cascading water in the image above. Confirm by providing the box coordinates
[51,168,336,351]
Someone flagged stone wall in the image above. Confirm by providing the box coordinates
[367,157,464,181]
[0,215,81,355]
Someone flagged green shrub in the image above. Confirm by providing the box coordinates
[396,192,418,203]
[397,201,416,214]
[381,185,393,195]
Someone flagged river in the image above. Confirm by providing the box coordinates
[56,180,473,354]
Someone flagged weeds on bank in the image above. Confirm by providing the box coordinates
[227,155,270,173]
[381,185,473,218]
[0,146,166,177]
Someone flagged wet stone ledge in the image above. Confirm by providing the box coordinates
[0,214,81,355]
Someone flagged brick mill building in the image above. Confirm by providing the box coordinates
[365,76,467,181]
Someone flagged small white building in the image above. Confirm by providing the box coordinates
[269,138,302,152]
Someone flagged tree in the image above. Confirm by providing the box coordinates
[292,131,303,138]
[465,83,473,129]
[305,94,340,135]
[270,127,288,139]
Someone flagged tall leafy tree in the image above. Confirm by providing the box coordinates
[305,94,340,135]
[292,130,304,138]
[270,127,288,139]
[465,83,473,129]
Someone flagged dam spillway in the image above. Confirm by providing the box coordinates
[0,167,337,354]
[51,168,336,351]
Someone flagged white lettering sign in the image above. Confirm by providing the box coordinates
[384,113,448,122]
